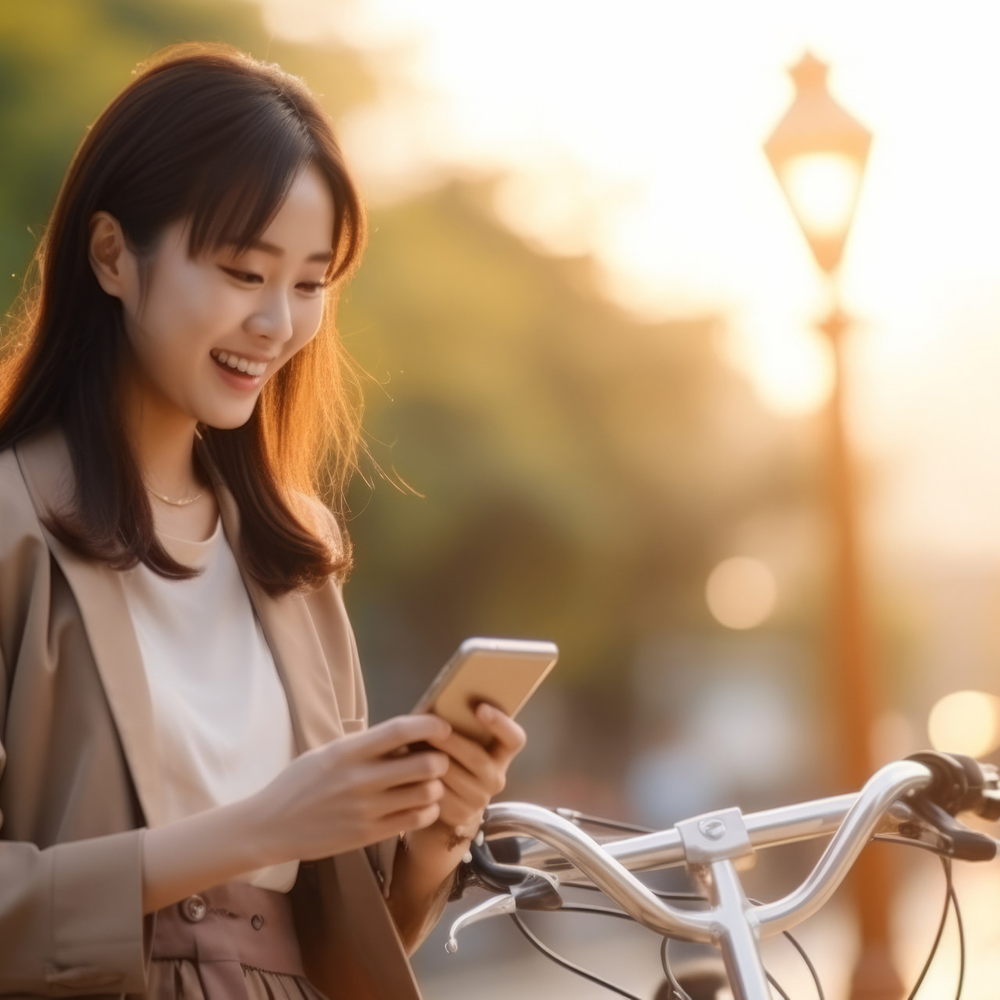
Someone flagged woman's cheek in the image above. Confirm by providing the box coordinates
[287,315,324,361]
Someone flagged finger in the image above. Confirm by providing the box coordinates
[424,729,494,779]
[362,749,450,791]
[379,802,441,836]
[436,794,484,834]
[440,755,506,803]
[474,703,527,758]
[347,715,452,759]
[375,777,445,819]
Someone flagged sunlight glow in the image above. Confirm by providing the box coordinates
[927,690,1000,759]
[253,0,1000,562]
[728,326,835,417]
[780,152,860,240]
[706,557,778,630]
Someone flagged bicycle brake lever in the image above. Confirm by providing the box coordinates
[510,871,563,910]
[468,838,565,910]
[445,893,516,953]
[875,798,998,861]
[907,798,998,862]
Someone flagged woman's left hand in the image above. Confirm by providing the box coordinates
[427,703,527,843]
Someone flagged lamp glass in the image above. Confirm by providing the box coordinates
[779,151,861,242]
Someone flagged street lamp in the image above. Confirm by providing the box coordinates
[765,53,871,274]
[765,54,901,1000]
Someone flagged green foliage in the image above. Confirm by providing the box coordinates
[339,179,811,724]
[0,0,374,313]
[1,1,818,776]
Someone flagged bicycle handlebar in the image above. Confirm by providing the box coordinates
[452,754,1000,1000]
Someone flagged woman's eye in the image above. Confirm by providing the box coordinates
[221,267,262,284]
[299,280,332,294]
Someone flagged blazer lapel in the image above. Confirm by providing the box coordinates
[193,446,347,754]
[14,426,168,829]
[14,425,346,836]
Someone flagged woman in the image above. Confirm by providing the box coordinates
[0,41,525,998]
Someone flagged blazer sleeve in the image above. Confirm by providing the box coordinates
[337,578,403,900]
[0,460,152,994]
[298,498,404,900]
[0,647,151,994]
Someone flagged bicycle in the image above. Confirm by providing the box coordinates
[444,751,1000,999]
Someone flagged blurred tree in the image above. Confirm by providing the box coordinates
[1,0,820,789]
[339,179,816,750]
[0,0,374,311]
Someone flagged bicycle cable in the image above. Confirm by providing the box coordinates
[946,858,965,1000]
[570,880,822,999]
[658,936,694,1000]
[558,809,655,835]
[904,856,966,1000]
[746,897,824,1000]
[524,879,809,999]
[509,909,645,999]
[765,970,792,1000]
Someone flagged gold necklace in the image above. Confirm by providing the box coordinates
[148,487,203,507]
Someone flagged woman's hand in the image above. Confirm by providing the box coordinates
[251,714,454,865]
[424,702,528,844]
[382,704,528,952]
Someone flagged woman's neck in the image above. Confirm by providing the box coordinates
[120,362,203,500]
[118,356,220,542]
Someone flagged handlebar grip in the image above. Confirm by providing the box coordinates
[905,750,994,815]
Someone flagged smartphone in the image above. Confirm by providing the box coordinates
[412,637,559,745]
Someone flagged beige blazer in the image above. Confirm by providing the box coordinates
[0,425,423,998]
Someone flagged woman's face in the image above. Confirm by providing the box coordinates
[117,160,336,431]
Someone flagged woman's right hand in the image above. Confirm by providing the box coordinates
[251,714,453,864]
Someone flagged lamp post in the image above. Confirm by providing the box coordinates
[765,55,902,1000]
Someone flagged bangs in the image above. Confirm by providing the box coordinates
[184,116,316,263]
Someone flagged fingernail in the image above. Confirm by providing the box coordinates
[477,703,494,720]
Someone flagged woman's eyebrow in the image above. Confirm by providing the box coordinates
[234,238,333,263]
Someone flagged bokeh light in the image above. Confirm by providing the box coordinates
[705,557,778,630]
[780,152,861,239]
[927,690,1000,758]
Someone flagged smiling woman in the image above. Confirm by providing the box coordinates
[0,43,367,593]
[0,40,528,1000]
[88,162,337,504]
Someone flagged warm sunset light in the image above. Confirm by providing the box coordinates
[927,690,1000,759]
[16,5,1000,996]
[706,557,778,630]
[723,325,835,416]
[247,0,1000,568]
[780,152,861,241]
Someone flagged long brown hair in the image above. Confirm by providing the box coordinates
[0,42,367,595]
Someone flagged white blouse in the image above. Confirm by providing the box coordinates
[122,513,299,892]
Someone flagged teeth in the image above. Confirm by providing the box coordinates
[212,350,267,377]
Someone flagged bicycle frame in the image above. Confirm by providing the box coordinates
[447,758,999,1000]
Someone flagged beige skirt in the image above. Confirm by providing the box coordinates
[146,882,328,1000]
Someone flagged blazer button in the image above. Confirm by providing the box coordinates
[251,913,264,931]
[180,895,207,923]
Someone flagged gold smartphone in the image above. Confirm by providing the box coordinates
[413,637,559,745]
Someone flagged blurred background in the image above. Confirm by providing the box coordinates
[5,1,1000,996]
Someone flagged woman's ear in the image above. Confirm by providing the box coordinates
[88,210,138,301]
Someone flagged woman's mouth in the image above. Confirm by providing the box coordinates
[211,349,268,376]
[210,349,266,390]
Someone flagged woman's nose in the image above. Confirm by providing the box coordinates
[244,291,293,343]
